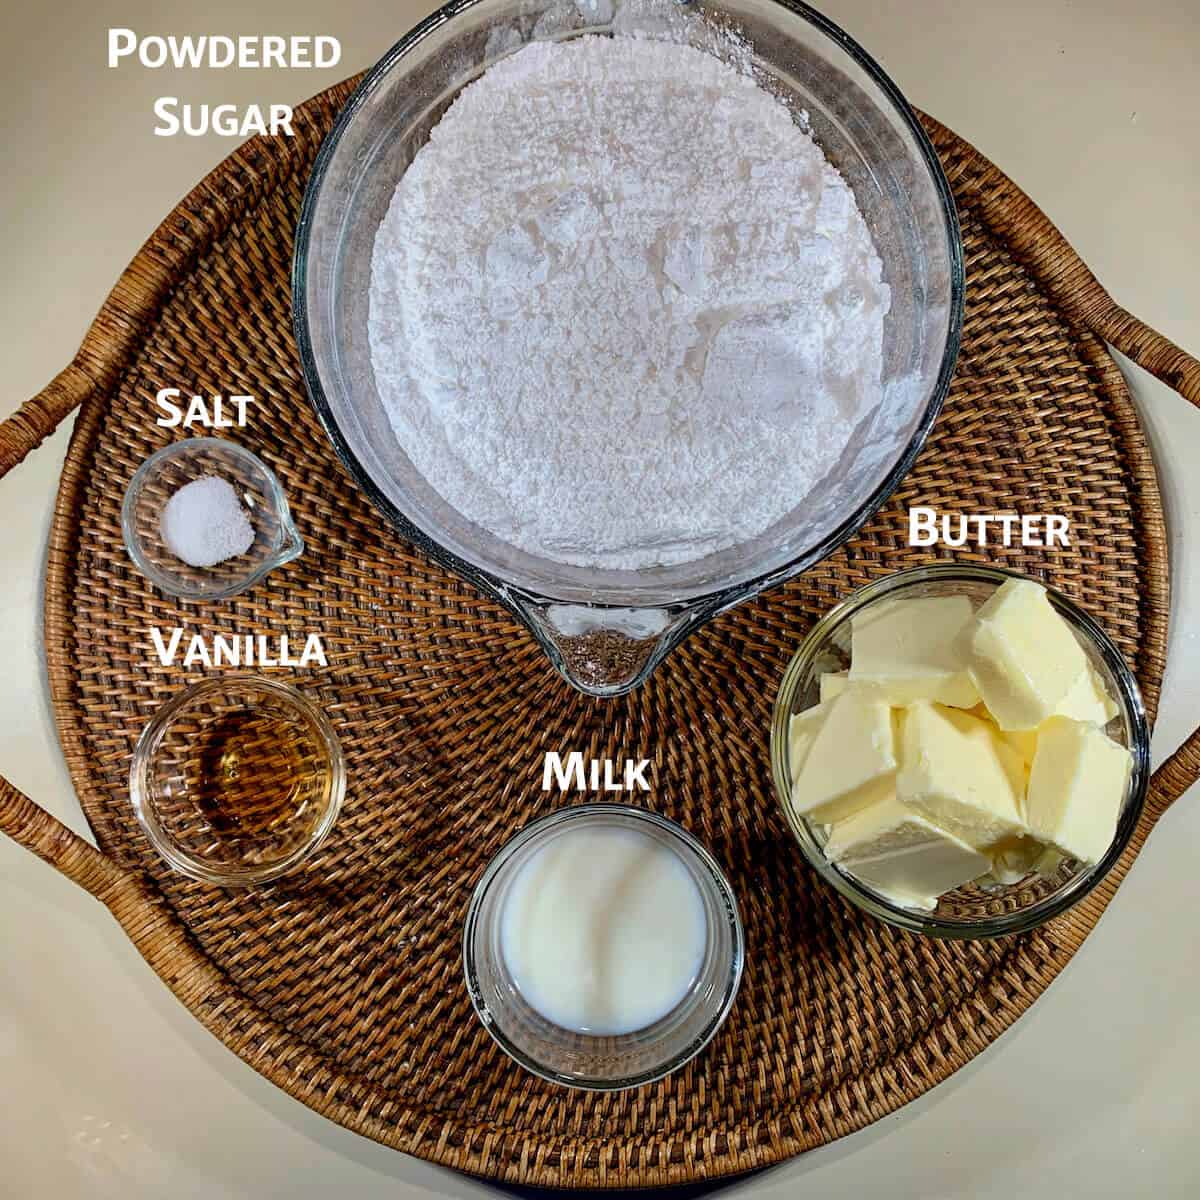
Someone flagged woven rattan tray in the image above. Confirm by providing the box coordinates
[4,76,1200,1187]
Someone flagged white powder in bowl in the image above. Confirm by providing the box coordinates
[160,475,256,568]
[368,35,889,570]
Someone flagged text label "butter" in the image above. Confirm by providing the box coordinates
[909,507,1070,548]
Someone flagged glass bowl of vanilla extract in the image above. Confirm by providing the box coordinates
[129,674,345,886]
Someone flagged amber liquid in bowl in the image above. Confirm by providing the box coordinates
[131,676,345,885]
[187,709,323,847]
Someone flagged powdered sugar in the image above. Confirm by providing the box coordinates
[368,34,889,570]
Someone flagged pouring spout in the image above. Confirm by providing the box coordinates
[520,601,683,697]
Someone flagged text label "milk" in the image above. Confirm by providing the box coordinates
[542,752,652,793]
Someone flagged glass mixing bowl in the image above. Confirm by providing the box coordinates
[462,804,745,1089]
[769,565,1151,938]
[294,0,964,696]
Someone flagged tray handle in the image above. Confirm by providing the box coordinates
[0,777,128,899]
[1,773,224,1009]
[1147,725,1200,821]
[0,362,96,476]
[1086,301,1200,406]
[0,362,146,907]
[1068,255,1200,820]
[932,118,1200,407]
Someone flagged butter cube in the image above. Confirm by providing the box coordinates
[999,726,1039,769]
[1056,662,1119,726]
[824,792,926,861]
[787,701,831,789]
[1025,716,1131,864]
[791,690,897,824]
[964,578,1087,730]
[820,672,887,704]
[975,712,1038,769]
[827,794,989,908]
[898,702,1026,850]
[849,595,980,708]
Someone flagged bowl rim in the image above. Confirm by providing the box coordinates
[121,436,304,601]
[461,803,746,1090]
[291,0,965,615]
[769,563,1152,939]
[128,673,346,886]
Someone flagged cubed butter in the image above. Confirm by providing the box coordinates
[787,701,831,789]
[1056,662,1119,726]
[1025,716,1131,864]
[897,702,1026,850]
[826,795,989,908]
[1000,726,1039,769]
[976,661,1117,770]
[976,712,1038,769]
[802,574,1130,907]
[964,578,1087,730]
[849,595,980,707]
[791,690,897,824]
[824,792,924,861]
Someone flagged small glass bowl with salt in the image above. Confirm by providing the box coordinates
[122,438,303,601]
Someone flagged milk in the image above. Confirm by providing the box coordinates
[499,825,708,1035]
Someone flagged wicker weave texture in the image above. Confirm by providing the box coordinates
[0,78,1195,1187]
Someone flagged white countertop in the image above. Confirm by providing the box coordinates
[3,1,1198,1195]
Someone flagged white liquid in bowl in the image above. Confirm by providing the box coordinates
[499,824,708,1035]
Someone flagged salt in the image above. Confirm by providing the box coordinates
[160,475,256,568]
[368,34,890,571]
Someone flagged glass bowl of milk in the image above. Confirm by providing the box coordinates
[463,804,744,1089]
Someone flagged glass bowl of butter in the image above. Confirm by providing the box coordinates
[770,564,1150,938]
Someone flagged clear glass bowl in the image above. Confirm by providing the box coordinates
[293,0,963,695]
[129,675,345,886]
[462,804,745,1089]
[122,438,304,601]
[769,564,1151,938]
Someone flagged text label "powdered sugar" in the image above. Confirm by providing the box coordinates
[106,29,341,138]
